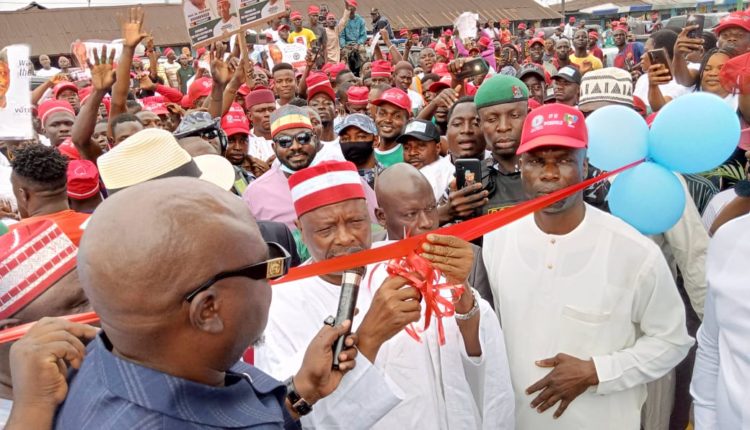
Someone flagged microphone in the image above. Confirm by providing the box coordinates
[332,266,365,369]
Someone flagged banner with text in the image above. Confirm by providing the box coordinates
[183,0,287,48]
[0,45,33,140]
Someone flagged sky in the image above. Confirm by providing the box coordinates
[0,0,184,12]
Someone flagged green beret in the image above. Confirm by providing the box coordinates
[474,75,529,110]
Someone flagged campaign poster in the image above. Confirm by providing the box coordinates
[70,40,124,72]
[0,45,33,140]
[266,42,307,72]
[183,0,286,48]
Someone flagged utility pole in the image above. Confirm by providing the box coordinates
[561,0,566,25]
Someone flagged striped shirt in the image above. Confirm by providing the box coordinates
[55,333,300,429]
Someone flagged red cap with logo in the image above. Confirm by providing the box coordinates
[67,159,100,200]
[714,10,750,35]
[187,77,213,106]
[518,104,587,154]
[372,87,411,112]
[221,103,250,137]
[306,71,336,101]
[144,101,168,116]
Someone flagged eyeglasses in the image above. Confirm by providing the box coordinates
[273,131,314,149]
[200,129,220,140]
[184,242,291,302]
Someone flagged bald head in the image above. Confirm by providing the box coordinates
[375,164,438,240]
[78,177,271,375]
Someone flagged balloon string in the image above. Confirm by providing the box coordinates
[0,160,642,344]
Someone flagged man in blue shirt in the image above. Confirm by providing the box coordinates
[339,0,367,48]
[54,177,363,429]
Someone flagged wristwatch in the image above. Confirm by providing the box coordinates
[454,288,480,321]
[284,377,313,416]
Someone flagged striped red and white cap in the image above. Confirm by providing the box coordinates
[288,161,366,218]
[0,220,77,320]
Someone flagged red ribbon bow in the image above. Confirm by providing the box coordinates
[374,249,465,346]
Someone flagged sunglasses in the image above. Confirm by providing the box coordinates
[273,131,314,149]
[184,242,291,302]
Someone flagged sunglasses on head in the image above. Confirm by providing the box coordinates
[273,131,314,149]
[184,242,292,302]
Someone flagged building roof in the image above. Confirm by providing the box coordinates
[552,0,648,13]
[1,1,559,57]
[309,0,561,28]
[0,4,188,56]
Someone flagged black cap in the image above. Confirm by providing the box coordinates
[396,119,441,144]
[516,63,546,82]
[552,66,582,85]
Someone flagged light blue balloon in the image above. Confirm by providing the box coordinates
[649,92,740,174]
[609,162,686,235]
[585,105,649,171]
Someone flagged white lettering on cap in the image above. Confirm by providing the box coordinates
[406,121,428,134]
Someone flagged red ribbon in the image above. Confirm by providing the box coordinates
[0,160,642,344]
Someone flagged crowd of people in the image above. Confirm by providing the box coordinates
[0,1,750,429]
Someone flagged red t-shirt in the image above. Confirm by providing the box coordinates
[10,210,91,246]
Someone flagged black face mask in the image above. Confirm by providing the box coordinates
[341,140,375,165]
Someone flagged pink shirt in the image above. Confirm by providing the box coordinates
[242,164,379,230]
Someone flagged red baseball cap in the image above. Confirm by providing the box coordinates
[290,10,302,20]
[307,5,320,14]
[221,103,250,137]
[346,86,369,105]
[345,0,358,7]
[371,60,392,78]
[144,102,168,116]
[518,22,527,30]
[714,10,750,35]
[373,88,411,113]
[428,75,452,93]
[277,23,290,31]
[67,159,100,200]
[478,36,491,48]
[53,82,78,98]
[518,104,587,154]
[528,37,545,47]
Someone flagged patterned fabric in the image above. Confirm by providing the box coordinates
[56,333,300,430]
[683,173,719,215]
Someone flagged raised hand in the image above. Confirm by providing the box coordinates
[121,6,149,49]
[88,45,116,91]
[210,42,230,85]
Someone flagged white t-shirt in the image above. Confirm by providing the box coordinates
[419,156,454,201]
[701,188,738,231]
[633,73,690,109]
[184,0,217,24]
[408,89,425,115]
[35,67,61,77]
[213,16,241,37]
[261,0,284,18]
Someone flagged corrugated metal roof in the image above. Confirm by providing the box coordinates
[1,1,560,56]
[0,4,189,56]
[307,0,561,28]
[552,0,649,12]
